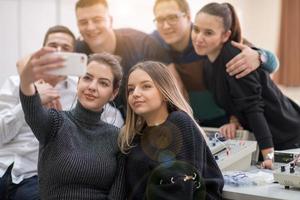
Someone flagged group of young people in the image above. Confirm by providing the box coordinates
[1,0,300,199]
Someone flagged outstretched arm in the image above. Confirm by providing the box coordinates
[19,47,64,145]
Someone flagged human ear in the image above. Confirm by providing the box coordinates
[222,30,232,43]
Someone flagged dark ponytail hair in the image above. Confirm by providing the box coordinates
[197,2,242,43]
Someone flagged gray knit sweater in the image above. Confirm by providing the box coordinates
[20,90,125,200]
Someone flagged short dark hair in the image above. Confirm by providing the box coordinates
[88,53,123,90]
[42,25,76,46]
[153,0,190,16]
[76,0,108,10]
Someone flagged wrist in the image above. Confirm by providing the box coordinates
[257,49,268,66]
[263,151,274,161]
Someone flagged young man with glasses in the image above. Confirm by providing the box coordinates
[75,0,171,116]
[151,0,279,133]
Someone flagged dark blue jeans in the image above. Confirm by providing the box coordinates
[0,164,39,200]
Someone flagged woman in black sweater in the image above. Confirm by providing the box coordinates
[191,2,300,169]
[119,61,224,199]
[19,50,125,199]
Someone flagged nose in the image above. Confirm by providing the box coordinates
[56,46,62,52]
[88,80,97,91]
[161,20,171,29]
[195,32,204,43]
[86,20,96,31]
[132,87,141,98]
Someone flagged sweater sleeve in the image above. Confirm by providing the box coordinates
[19,88,62,146]
[260,48,279,73]
[146,111,224,200]
[223,43,274,149]
[170,111,224,199]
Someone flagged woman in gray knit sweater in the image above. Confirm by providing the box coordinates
[19,50,125,200]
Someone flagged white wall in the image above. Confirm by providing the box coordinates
[0,0,281,86]
[200,0,281,53]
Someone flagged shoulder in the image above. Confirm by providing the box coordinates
[221,41,242,63]
[115,28,161,47]
[150,30,170,50]
[167,111,194,128]
[0,76,20,97]
[102,122,121,147]
[102,122,120,137]
[115,28,148,39]
[2,76,20,88]
[75,39,91,54]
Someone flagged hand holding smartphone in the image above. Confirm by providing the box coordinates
[47,52,87,76]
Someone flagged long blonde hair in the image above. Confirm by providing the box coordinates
[118,61,207,153]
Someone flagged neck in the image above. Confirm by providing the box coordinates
[90,31,116,54]
[144,107,169,127]
[170,25,191,52]
[208,48,222,62]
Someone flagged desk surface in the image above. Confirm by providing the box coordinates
[223,182,300,200]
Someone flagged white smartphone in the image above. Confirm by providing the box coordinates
[47,52,88,76]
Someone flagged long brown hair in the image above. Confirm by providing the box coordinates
[197,2,242,43]
[118,61,207,153]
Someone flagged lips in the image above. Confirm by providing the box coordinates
[84,93,96,100]
[132,100,144,107]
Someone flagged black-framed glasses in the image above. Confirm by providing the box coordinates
[153,12,186,26]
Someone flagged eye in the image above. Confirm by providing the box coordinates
[98,80,110,87]
[204,30,214,36]
[155,17,164,24]
[79,20,88,26]
[142,84,152,89]
[93,17,106,24]
[192,26,200,34]
[82,75,92,81]
[167,14,178,22]
[127,87,134,95]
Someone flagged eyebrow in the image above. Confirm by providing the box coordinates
[128,80,152,86]
[86,72,112,83]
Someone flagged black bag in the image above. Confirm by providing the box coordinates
[146,161,206,200]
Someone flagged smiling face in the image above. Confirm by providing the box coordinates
[45,32,74,52]
[77,61,117,112]
[127,69,168,126]
[154,0,191,50]
[191,12,231,61]
[76,3,113,51]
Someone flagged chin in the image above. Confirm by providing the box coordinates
[132,108,147,116]
[163,36,178,45]
[195,49,207,56]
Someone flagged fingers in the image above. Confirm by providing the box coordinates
[231,41,246,50]
[54,99,62,111]
[30,47,56,60]
[235,68,252,79]
[29,47,65,75]
[226,53,249,77]
[261,160,273,169]
[226,47,258,79]
[219,124,237,139]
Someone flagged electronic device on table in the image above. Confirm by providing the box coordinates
[273,148,300,189]
[203,127,257,171]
